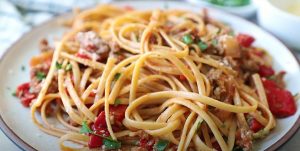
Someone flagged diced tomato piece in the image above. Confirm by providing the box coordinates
[262,79,297,118]
[178,75,187,81]
[139,138,155,150]
[88,134,103,148]
[249,118,264,133]
[258,65,275,77]
[75,53,91,60]
[89,90,97,97]
[86,44,97,51]
[93,105,127,130]
[16,82,37,107]
[16,83,30,97]
[252,49,264,57]
[88,127,109,149]
[93,111,107,129]
[263,78,277,88]
[21,94,36,107]
[236,33,255,47]
[110,105,127,125]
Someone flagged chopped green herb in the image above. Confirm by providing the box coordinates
[80,121,93,134]
[182,34,193,45]
[80,121,121,149]
[55,62,62,69]
[36,71,46,81]
[103,138,121,150]
[114,99,122,106]
[65,64,72,71]
[114,73,121,81]
[12,91,16,97]
[155,139,169,151]
[211,39,218,47]
[197,41,208,51]
[21,65,26,71]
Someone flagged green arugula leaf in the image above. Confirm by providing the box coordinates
[103,138,121,150]
[65,64,72,71]
[80,121,93,134]
[36,71,46,81]
[55,62,62,69]
[114,73,121,81]
[155,139,169,151]
[114,99,122,106]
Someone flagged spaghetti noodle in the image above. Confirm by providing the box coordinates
[15,5,297,151]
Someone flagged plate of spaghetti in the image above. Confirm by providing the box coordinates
[0,1,299,151]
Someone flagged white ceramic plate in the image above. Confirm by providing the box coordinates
[0,1,299,151]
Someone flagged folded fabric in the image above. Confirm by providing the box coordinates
[0,0,110,55]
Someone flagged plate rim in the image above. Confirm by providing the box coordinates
[0,1,299,150]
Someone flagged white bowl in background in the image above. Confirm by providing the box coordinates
[255,0,300,51]
[186,0,257,18]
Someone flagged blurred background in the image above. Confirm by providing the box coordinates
[0,0,299,150]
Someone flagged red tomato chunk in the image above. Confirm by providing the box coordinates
[258,65,275,77]
[88,105,127,149]
[75,53,91,60]
[16,82,36,107]
[262,79,297,118]
[139,138,155,150]
[237,33,255,47]
[88,127,110,148]
[249,118,264,133]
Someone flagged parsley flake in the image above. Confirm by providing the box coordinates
[182,34,193,45]
[114,73,121,81]
[103,138,121,150]
[114,99,122,106]
[36,72,46,81]
[55,62,62,69]
[155,139,169,151]
[198,41,208,51]
[79,121,93,134]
